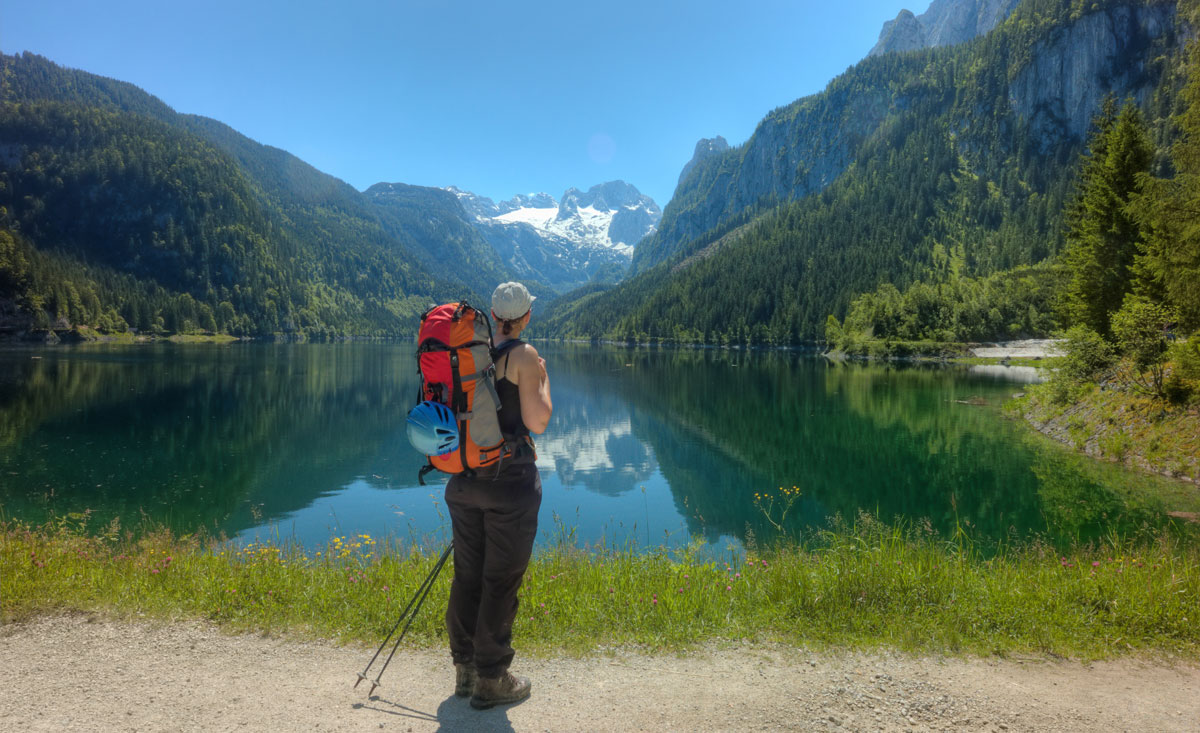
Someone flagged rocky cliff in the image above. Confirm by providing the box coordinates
[870,0,1022,56]
[631,0,1179,275]
[1010,3,1178,147]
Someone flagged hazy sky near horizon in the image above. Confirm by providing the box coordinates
[3,0,918,207]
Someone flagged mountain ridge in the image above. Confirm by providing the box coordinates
[448,181,661,293]
[629,0,1176,277]
[0,51,498,337]
[549,0,1182,344]
[870,0,1023,57]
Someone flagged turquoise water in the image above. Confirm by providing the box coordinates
[1,343,1196,553]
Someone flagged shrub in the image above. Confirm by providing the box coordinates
[1164,332,1200,404]
[1060,325,1115,382]
[1111,297,1176,397]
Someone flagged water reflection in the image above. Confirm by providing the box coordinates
[967,364,1046,383]
[0,344,426,540]
[1,343,1196,553]
[533,364,656,495]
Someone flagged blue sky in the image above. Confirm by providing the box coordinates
[2,0,918,207]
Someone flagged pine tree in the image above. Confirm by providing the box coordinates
[1132,41,1200,333]
[1061,100,1154,336]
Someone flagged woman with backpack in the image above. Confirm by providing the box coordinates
[444,281,552,710]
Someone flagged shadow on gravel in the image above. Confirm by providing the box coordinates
[353,693,519,731]
[435,695,520,732]
[352,696,438,723]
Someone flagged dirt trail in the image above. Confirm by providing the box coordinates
[1,615,1197,732]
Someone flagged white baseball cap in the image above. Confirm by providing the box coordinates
[491,281,535,320]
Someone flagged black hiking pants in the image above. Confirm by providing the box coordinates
[444,462,541,679]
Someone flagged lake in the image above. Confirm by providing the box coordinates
[1,343,1197,555]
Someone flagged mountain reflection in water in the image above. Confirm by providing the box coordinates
[1,343,1196,554]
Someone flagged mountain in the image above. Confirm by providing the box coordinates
[449,181,661,293]
[0,52,509,338]
[869,0,1023,57]
[677,136,731,188]
[362,182,511,298]
[550,0,1182,344]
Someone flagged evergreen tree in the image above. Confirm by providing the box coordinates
[1061,101,1154,336]
[1132,40,1200,333]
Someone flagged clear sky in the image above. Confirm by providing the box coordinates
[1,0,918,207]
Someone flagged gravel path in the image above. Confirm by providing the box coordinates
[1,615,1197,732]
[969,340,1064,360]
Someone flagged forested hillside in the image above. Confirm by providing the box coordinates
[547,0,1182,345]
[0,52,501,338]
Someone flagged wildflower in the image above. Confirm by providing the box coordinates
[1092,561,1100,567]
[726,585,732,591]
[652,599,658,605]
[608,588,614,593]
[761,560,768,567]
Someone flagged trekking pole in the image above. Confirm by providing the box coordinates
[354,541,454,696]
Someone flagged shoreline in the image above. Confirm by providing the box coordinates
[1011,385,1200,487]
[4,517,1197,660]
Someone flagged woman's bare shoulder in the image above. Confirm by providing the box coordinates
[518,342,540,359]
[507,342,544,381]
[510,342,539,367]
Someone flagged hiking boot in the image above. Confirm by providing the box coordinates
[454,663,477,697]
[470,672,531,710]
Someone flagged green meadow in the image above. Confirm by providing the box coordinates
[3,510,1196,660]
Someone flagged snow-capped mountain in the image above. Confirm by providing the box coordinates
[449,181,661,293]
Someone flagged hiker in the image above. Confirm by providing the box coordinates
[444,281,552,710]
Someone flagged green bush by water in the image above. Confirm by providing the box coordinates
[2,512,1197,659]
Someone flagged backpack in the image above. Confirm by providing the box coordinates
[413,301,534,484]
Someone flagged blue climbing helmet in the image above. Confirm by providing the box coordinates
[406,400,459,456]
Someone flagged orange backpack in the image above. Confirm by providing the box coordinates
[414,301,533,483]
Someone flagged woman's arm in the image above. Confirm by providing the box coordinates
[515,344,552,434]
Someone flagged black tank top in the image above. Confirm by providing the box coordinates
[495,341,530,440]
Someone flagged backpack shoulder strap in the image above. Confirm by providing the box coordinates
[492,339,524,381]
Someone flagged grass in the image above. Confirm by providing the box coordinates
[3,512,1198,660]
[1014,381,1200,483]
[958,355,1066,369]
[165,333,240,344]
